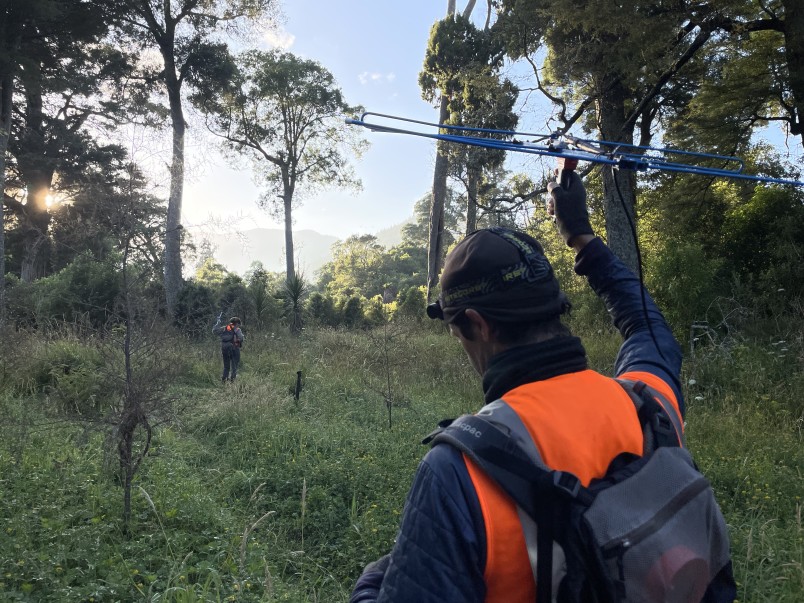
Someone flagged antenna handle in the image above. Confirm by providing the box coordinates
[556,157,579,189]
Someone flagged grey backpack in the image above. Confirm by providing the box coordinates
[425,380,735,602]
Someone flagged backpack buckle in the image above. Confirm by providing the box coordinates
[552,471,582,498]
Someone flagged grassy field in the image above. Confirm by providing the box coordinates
[0,318,801,602]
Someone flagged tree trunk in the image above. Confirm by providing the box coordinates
[20,224,47,282]
[163,70,185,318]
[120,423,134,532]
[782,0,804,141]
[426,1,458,302]
[19,166,51,283]
[427,96,450,302]
[0,15,21,321]
[0,72,11,323]
[465,165,479,234]
[283,191,295,282]
[596,77,639,274]
[18,83,54,282]
[461,0,477,19]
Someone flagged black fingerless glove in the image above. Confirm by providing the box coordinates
[548,171,594,246]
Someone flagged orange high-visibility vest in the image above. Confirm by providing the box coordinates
[225,324,241,347]
[465,369,682,602]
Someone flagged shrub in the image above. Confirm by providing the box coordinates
[175,281,217,340]
[307,292,339,327]
[340,296,365,329]
[27,339,111,416]
[6,254,121,328]
[645,239,725,337]
[280,274,309,335]
[218,274,251,325]
[395,286,427,321]
[247,277,284,331]
[363,295,387,327]
[721,187,803,286]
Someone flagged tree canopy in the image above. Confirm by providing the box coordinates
[197,49,367,284]
[113,0,277,316]
[0,0,801,336]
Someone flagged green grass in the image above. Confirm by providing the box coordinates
[0,320,801,601]
[682,338,804,602]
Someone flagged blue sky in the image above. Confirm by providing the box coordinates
[181,1,803,244]
[183,0,460,239]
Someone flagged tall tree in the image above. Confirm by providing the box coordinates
[494,0,730,272]
[0,1,16,322]
[115,0,276,316]
[316,234,431,302]
[693,0,804,146]
[197,50,366,284]
[320,234,387,300]
[471,167,534,230]
[781,0,804,141]
[421,1,486,301]
[401,189,462,249]
[1,0,128,283]
[445,69,518,234]
[48,160,165,278]
[1,0,29,319]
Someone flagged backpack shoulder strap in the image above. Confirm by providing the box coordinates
[424,402,591,603]
[615,379,686,451]
[424,413,552,515]
[424,382,684,602]
[424,404,593,510]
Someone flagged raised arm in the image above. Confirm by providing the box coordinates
[548,172,684,415]
[212,312,224,335]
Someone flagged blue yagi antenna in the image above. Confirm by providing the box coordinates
[346,112,804,187]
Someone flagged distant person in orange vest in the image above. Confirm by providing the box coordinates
[213,315,244,383]
[350,172,735,602]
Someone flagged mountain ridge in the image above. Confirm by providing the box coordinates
[206,219,411,277]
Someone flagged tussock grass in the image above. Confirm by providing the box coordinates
[0,320,801,601]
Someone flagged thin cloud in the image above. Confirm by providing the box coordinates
[358,71,396,85]
[263,28,296,50]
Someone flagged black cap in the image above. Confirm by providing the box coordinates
[429,227,569,324]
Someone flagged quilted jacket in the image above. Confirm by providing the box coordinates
[350,237,686,603]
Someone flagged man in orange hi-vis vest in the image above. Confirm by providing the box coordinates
[350,172,736,602]
[213,316,244,383]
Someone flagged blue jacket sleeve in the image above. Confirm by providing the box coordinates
[350,445,486,603]
[574,237,685,415]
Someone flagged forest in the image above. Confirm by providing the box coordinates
[0,0,802,601]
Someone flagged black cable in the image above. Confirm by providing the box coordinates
[611,166,669,364]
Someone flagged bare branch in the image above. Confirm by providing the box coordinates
[525,54,567,120]
[523,54,594,133]
[622,24,715,135]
